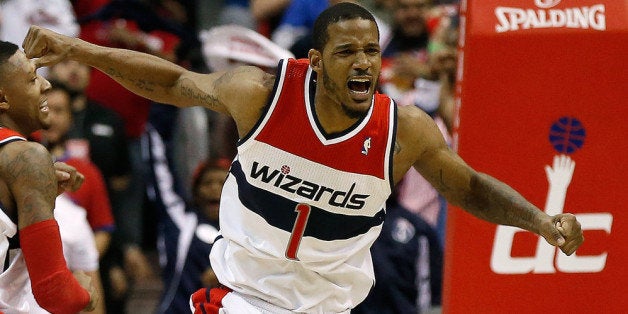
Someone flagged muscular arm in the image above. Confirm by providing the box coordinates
[396,106,550,235]
[0,142,94,312]
[22,26,274,136]
[444,167,547,234]
[1,142,57,228]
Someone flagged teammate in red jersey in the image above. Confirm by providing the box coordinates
[22,2,583,313]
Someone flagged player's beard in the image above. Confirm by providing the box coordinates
[322,69,368,120]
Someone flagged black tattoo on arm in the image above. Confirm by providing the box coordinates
[262,73,276,90]
[259,72,277,114]
[177,68,253,110]
[105,67,156,92]
[2,144,56,228]
[438,169,452,192]
[215,69,236,86]
[179,83,223,110]
[462,173,541,232]
[393,141,401,154]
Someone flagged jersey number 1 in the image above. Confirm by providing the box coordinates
[285,204,311,260]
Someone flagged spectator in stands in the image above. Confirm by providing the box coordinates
[272,0,391,58]
[250,0,291,38]
[39,81,120,313]
[380,0,432,102]
[218,0,256,30]
[388,0,459,247]
[46,60,144,313]
[40,81,115,257]
[79,0,187,299]
[170,23,294,197]
[358,0,395,25]
[71,0,111,21]
[379,0,458,122]
[0,0,79,79]
[271,0,343,55]
[353,197,443,314]
[0,0,79,49]
[144,124,230,314]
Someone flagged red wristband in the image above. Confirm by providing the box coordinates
[20,220,66,281]
[20,219,90,313]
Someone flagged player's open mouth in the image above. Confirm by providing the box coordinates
[348,78,371,98]
[40,100,49,113]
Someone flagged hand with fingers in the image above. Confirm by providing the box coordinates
[539,213,584,256]
[73,270,99,312]
[54,161,85,194]
[22,25,77,68]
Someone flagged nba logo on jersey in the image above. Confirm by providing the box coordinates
[362,137,371,155]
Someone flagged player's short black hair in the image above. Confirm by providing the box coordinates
[0,41,19,64]
[312,2,378,52]
[0,41,19,78]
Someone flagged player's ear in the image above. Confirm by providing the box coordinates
[308,49,322,72]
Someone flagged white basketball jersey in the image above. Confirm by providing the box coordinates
[0,128,45,313]
[210,59,396,313]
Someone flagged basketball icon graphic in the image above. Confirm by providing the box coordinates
[549,116,586,154]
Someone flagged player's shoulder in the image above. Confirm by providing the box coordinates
[0,140,48,157]
[396,105,434,133]
[395,105,447,155]
[218,65,276,104]
[230,65,275,89]
[0,141,52,176]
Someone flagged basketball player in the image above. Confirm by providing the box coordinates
[22,3,584,313]
[0,41,97,313]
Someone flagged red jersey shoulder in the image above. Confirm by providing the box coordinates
[0,128,26,143]
[285,58,311,80]
[292,58,310,67]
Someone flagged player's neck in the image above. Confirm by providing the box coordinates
[314,102,361,135]
[0,119,29,137]
[313,89,365,134]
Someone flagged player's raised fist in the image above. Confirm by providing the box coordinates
[22,26,74,68]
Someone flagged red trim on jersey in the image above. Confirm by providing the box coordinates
[191,286,232,314]
[0,128,26,143]
[256,59,393,180]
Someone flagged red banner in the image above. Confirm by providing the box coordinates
[444,0,628,312]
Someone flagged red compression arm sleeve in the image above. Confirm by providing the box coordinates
[20,219,90,314]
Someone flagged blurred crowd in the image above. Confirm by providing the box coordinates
[0,0,460,313]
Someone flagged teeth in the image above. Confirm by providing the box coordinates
[348,78,371,96]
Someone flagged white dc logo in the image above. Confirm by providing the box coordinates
[490,155,612,274]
